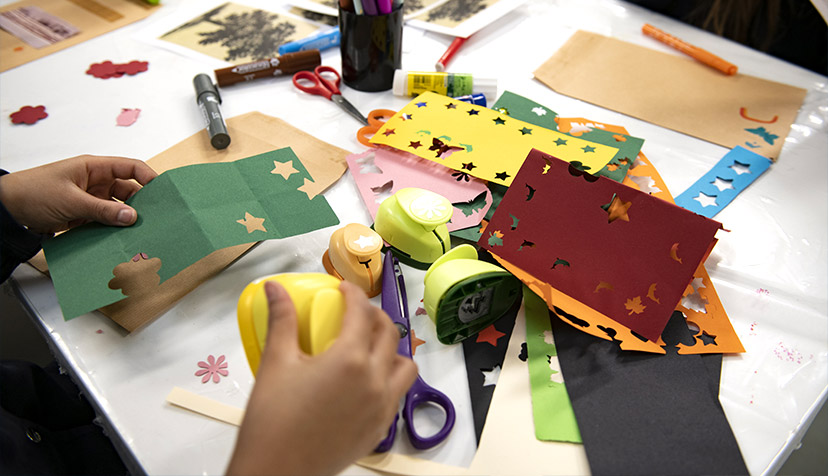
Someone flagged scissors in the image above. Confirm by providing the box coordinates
[357,109,396,147]
[376,250,456,452]
[292,65,369,126]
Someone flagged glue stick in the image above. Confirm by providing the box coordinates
[392,70,497,100]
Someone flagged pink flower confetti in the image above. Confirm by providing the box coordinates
[10,105,47,124]
[415,307,427,316]
[117,108,141,127]
[195,354,229,383]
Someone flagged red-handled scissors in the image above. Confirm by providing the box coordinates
[292,66,369,126]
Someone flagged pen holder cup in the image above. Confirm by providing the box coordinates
[339,5,403,92]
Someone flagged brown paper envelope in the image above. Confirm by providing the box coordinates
[533,30,807,160]
[29,111,350,331]
[0,0,158,72]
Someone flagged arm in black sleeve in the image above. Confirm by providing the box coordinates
[0,170,44,284]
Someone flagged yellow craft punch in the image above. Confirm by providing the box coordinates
[323,223,384,297]
[237,273,344,375]
[374,187,452,269]
[423,244,522,344]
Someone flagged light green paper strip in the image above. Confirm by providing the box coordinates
[43,148,339,320]
[524,287,582,443]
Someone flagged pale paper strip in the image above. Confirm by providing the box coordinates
[165,387,244,426]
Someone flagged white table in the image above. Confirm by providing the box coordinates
[2,1,826,475]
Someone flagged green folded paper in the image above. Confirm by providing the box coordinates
[43,148,339,320]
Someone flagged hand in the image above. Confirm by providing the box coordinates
[227,281,418,476]
[0,155,157,234]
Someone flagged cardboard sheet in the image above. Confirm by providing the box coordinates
[369,92,617,187]
[30,112,349,331]
[43,149,339,321]
[478,149,723,342]
[534,30,808,160]
[550,311,749,476]
[0,0,158,72]
[346,148,492,232]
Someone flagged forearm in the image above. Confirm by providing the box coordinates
[0,171,44,283]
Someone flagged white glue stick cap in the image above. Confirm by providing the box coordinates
[392,69,408,96]
[473,77,498,104]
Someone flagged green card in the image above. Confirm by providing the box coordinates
[43,148,339,320]
[493,91,644,182]
[524,287,582,443]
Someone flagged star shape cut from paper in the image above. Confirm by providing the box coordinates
[605,195,632,223]
[402,113,413,121]
[445,103,456,109]
[467,109,480,116]
[554,138,567,146]
[382,128,396,136]
[693,192,718,208]
[353,234,377,249]
[416,102,427,108]
[476,324,506,347]
[698,331,717,346]
[711,177,735,192]
[410,329,426,355]
[482,365,501,386]
[409,141,422,149]
[271,160,298,179]
[493,117,506,125]
[730,161,752,175]
[494,171,510,181]
[519,127,533,135]
[237,212,266,233]
[297,177,318,200]
[582,145,596,153]
[462,162,476,171]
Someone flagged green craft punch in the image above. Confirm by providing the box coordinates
[423,244,522,344]
[374,187,452,269]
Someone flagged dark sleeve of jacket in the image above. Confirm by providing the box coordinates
[0,169,44,284]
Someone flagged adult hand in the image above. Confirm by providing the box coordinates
[227,280,418,476]
[0,155,157,234]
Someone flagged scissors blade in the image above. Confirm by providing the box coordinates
[331,95,369,126]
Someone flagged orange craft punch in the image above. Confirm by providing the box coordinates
[323,223,384,297]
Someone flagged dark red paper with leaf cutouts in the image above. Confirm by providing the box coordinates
[478,148,722,342]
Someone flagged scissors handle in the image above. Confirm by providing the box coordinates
[292,65,341,100]
[357,109,396,147]
[375,413,399,453]
[402,377,456,450]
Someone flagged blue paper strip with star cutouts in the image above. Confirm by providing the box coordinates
[675,146,772,218]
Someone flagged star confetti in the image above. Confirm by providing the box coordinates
[10,105,47,125]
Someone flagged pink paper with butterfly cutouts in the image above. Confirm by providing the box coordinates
[346,147,492,231]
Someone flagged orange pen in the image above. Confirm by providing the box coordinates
[642,23,738,75]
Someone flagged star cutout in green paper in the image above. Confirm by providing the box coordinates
[271,160,298,179]
[237,212,267,233]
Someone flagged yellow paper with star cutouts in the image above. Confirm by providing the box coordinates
[369,92,617,186]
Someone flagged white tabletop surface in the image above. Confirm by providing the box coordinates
[2,0,826,475]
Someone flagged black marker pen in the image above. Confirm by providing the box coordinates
[193,73,230,149]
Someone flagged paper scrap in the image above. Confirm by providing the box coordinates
[675,146,772,218]
[9,105,47,124]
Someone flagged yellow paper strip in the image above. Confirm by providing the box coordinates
[370,92,617,186]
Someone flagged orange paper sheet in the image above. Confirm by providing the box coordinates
[534,30,807,161]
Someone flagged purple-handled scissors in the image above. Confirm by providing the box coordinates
[376,250,456,452]
[292,65,369,126]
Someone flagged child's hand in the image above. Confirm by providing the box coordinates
[227,280,418,476]
[0,155,157,234]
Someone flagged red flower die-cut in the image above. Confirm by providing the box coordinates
[10,105,48,125]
